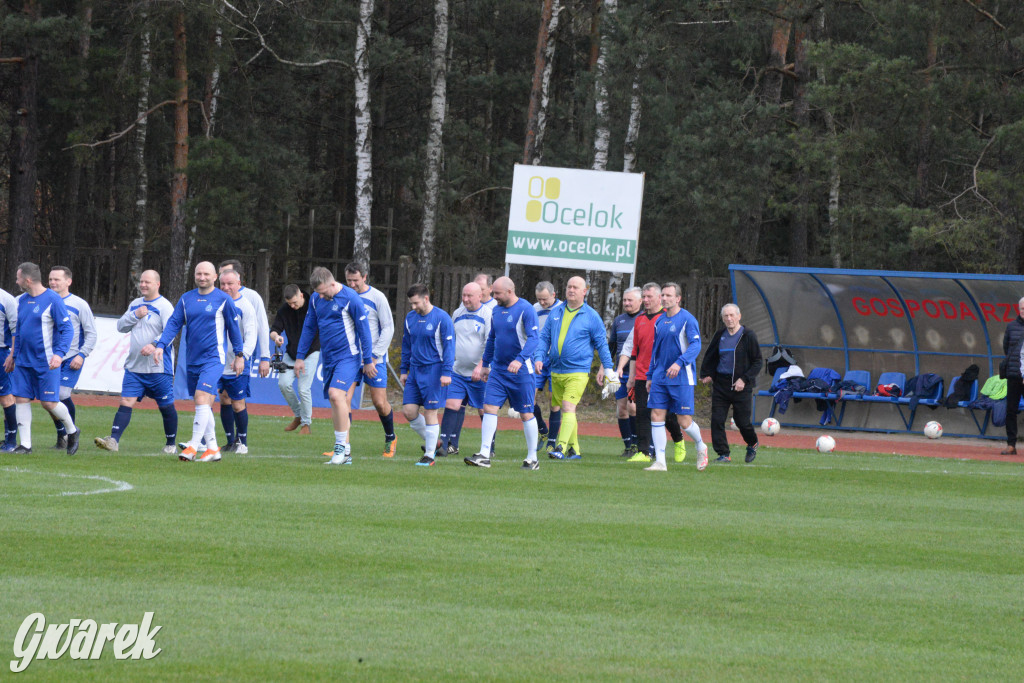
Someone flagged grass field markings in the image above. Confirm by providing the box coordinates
[0,465,133,497]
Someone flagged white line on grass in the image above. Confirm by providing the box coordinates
[0,466,134,497]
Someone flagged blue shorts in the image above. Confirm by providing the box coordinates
[403,363,447,410]
[122,370,175,406]
[0,364,10,396]
[615,380,630,400]
[187,362,224,397]
[60,358,83,389]
[484,367,535,414]
[218,373,251,400]
[322,357,360,399]
[647,381,695,415]
[11,365,61,401]
[534,371,552,392]
[447,373,485,410]
[357,358,388,389]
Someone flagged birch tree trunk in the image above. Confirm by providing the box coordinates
[533,0,562,166]
[622,51,644,175]
[523,0,560,165]
[169,10,191,298]
[416,0,449,285]
[204,5,224,138]
[129,4,152,290]
[818,11,841,269]
[353,0,374,269]
[8,0,41,270]
[591,0,616,174]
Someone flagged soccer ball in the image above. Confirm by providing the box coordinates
[507,407,520,419]
[761,417,780,436]
[729,417,737,430]
[816,435,836,453]
[923,421,943,439]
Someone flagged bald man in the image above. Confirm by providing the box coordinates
[438,281,492,456]
[148,261,244,462]
[95,270,179,454]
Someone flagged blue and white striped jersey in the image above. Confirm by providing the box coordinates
[357,286,395,360]
[400,307,454,375]
[451,303,492,377]
[534,299,561,332]
[0,288,17,350]
[118,295,176,375]
[649,308,701,386]
[238,286,271,361]
[156,288,243,368]
[59,292,97,361]
[482,298,539,370]
[13,289,72,370]
[222,294,258,376]
[296,286,374,367]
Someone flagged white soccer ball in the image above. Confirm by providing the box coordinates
[507,407,520,419]
[816,435,836,453]
[761,417,780,436]
[923,421,943,439]
[729,417,737,430]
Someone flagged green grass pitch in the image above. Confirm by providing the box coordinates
[1,404,1022,680]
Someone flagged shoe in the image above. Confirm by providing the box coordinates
[415,455,435,467]
[463,453,491,468]
[325,453,352,465]
[537,431,548,450]
[620,444,638,458]
[284,417,301,432]
[178,441,191,452]
[198,447,221,462]
[382,437,397,458]
[696,442,709,471]
[299,425,311,435]
[745,444,758,463]
[222,442,237,454]
[0,443,16,452]
[674,441,687,463]
[13,445,31,454]
[548,444,565,460]
[179,446,197,462]
[627,452,652,463]
[94,436,119,452]
[446,445,459,456]
[715,454,731,463]
[644,461,667,472]
[66,430,80,456]
[162,445,177,455]
[233,444,249,455]
[52,435,68,450]
[566,447,581,460]
[1000,446,1017,455]
[521,459,539,470]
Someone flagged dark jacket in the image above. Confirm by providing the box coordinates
[271,296,320,359]
[1003,316,1024,378]
[699,326,763,389]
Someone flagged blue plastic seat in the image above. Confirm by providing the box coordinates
[945,375,979,407]
[861,371,906,402]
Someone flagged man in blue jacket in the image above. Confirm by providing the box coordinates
[534,276,618,460]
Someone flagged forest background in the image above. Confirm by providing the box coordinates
[1,0,1022,307]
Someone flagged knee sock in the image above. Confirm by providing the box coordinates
[49,401,77,435]
[651,421,667,465]
[203,411,218,450]
[190,404,212,448]
[54,398,76,438]
[111,406,133,442]
[629,416,638,445]
[666,414,683,443]
[617,417,632,446]
[533,405,547,434]
[548,410,561,445]
[439,409,459,450]
[159,404,178,446]
[333,430,347,455]
[234,409,248,445]
[424,423,440,459]
[16,403,32,449]
[63,397,76,423]
[220,404,236,445]
[523,417,539,462]
[480,413,498,456]
[683,420,704,447]
[450,406,467,449]
[408,414,427,440]
[558,412,577,448]
[379,408,395,440]
[4,404,17,447]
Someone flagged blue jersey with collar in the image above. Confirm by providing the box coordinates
[534,299,561,332]
[400,307,455,375]
[483,298,539,370]
[649,307,701,386]
[13,289,72,370]
[296,286,374,367]
[156,288,243,368]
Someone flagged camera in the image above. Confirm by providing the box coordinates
[270,352,293,372]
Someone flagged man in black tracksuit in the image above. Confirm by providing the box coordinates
[699,303,762,463]
[1001,301,1024,455]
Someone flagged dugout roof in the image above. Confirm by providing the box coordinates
[730,265,1024,382]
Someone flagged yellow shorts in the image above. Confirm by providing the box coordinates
[551,372,589,406]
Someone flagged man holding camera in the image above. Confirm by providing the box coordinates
[270,284,320,435]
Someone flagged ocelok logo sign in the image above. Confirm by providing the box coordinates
[524,176,624,229]
[10,612,162,673]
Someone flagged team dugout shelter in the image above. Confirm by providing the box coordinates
[731,265,1024,439]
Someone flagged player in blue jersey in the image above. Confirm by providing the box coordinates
[94,270,178,454]
[400,283,454,466]
[610,287,642,457]
[294,267,375,465]
[345,262,398,458]
[3,262,80,454]
[532,280,561,449]
[438,281,491,456]
[0,286,18,451]
[149,261,244,463]
[464,277,542,470]
[47,266,97,450]
[644,282,708,472]
[217,270,258,454]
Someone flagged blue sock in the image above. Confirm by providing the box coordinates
[617,417,632,445]
[533,404,547,434]
[220,404,235,445]
[629,416,638,445]
[548,410,562,445]
[380,409,395,440]
[235,409,248,445]
[111,406,133,442]
[439,409,459,450]
[63,397,76,423]
[4,404,17,446]
[450,406,467,449]
[159,403,178,446]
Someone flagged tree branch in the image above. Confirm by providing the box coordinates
[940,135,1002,217]
[217,0,351,70]
[460,186,511,203]
[959,0,1006,30]
[63,99,210,150]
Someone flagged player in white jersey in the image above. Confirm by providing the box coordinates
[438,281,492,456]
[344,262,398,458]
[94,270,178,454]
[47,266,97,450]
[0,287,19,451]
[475,273,497,310]
[217,270,258,454]
[532,280,561,450]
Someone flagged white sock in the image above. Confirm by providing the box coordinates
[334,431,347,451]
[424,423,439,459]
[523,417,539,462]
[204,416,218,450]
[651,421,667,465]
[683,420,703,446]
[16,403,32,449]
[480,413,498,456]
[408,414,427,439]
[49,401,77,435]
[190,404,212,447]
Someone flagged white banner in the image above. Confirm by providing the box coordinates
[505,164,644,273]
[78,315,130,393]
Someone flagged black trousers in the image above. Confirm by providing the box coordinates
[710,373,757,457]
[1006,376,1023,446]
[634,381,681,453]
